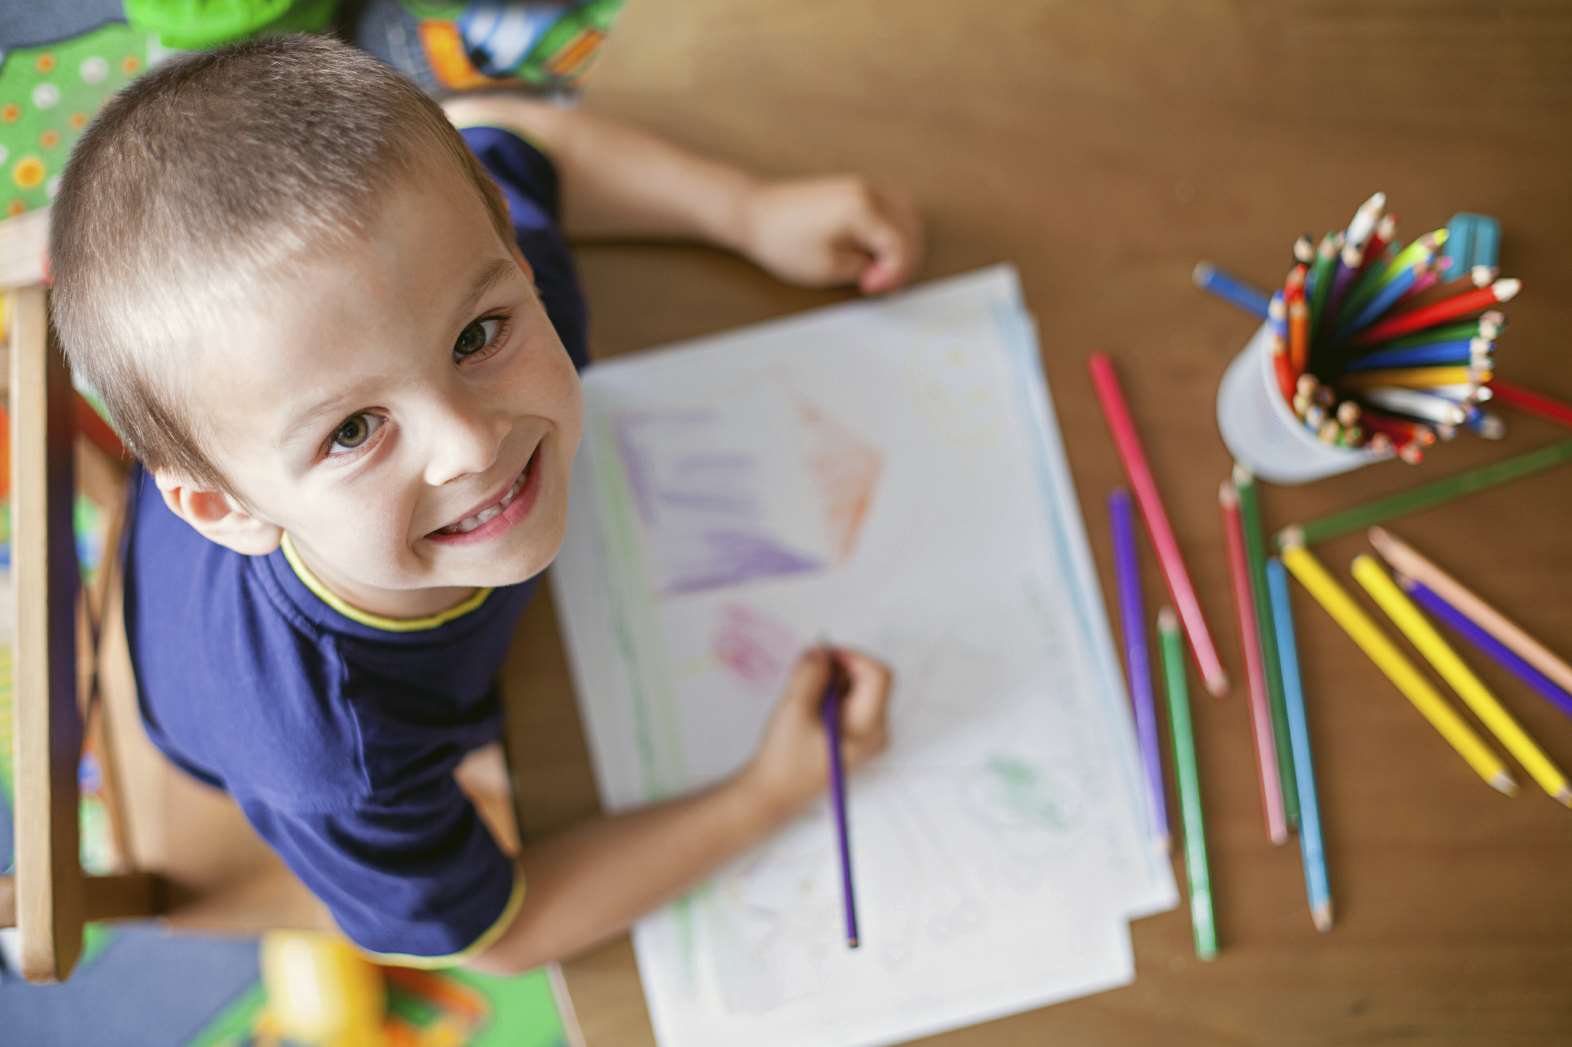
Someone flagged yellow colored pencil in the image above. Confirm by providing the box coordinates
[1338,366,1490,389]
[1353,556,1572,807]
[1280,543,1516,796]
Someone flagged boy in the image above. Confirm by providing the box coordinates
[48,34,914,973]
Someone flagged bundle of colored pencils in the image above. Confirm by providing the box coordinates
[1211,193,1523,464]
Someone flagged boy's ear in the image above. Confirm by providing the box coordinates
[154,471,282,557]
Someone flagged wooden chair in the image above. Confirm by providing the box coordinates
[1,283,530,983]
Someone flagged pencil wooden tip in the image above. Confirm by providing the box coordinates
[1192,261,1215,286]
[1493,278,1522,301]
[1556,786,1572,809]
[1231,462,1254,488]
[1219,479,1238,507]
[1206,671,1229,698]
[1270,826,1290,846]
[1312,902,1334,933]
[1157,607,1179,633]
[1197,945,1218,962]
[1491,772,1519,797]
[1277,526,1306,551]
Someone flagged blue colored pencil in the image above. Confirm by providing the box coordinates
[1110,489,1170,849]
[1471,215,1501,268]
[1444,213,1475,274]
[821,655,861,948]
[1400,578,1572,722]
[1193,262,1272,318]
[1266,559,1333,933]
[1343,339,1490,372]
[1340,263,1422,337]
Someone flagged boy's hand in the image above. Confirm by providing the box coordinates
[740,646,893,821]
[737,177,923,295]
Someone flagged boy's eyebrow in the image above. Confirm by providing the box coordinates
[276,257,520,445]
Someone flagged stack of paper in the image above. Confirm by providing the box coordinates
[551,265,1176,1046]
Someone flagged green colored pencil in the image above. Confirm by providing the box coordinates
[1277,439,1572,549]
[1379,317,1499,352]
[1233,464,1299,829]
[1307,231,1338,344]
[1159,607,1217,961]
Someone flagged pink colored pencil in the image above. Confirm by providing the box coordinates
[1220,480,1289,844]
[1089,353,1230,697]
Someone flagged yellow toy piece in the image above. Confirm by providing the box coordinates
[259,931,387,1047]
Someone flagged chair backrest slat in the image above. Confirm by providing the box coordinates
[9,285,86,982]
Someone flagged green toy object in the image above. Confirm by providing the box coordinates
[124,0,339,50]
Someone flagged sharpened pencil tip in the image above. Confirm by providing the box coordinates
[1277,526,1305,551]
[1206,671,1229,698]
[1491,772,1519,797]
[1270,826,1289,846]
[1192,261,1215,286]
[1231,462,1254,489]
[1313,902,1334,933]
[1556,786,1572,809]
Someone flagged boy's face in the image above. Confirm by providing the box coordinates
[174,164,583,618]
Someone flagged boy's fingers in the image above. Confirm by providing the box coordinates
[832,649,892,737]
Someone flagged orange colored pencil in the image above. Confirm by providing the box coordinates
[1288,298,1309,376]
[1353,279,1521,347]
[1220,480,1288,844]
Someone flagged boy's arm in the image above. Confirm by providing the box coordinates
[441,95,923,295]
[468,647,890,975]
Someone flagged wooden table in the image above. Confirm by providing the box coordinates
[503,2,1572,1044]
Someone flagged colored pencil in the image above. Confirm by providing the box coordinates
[1265,558,1332,931]
[1234,465,1299,828]
[1378,313,1502,351]
[1401,577,1572,722]
[1307,232,1339,341]
[1089,353,1229,697]
[1157,607,1218,960]
[1368,527,1572,696]
[1287,298,1309,376]
[1220,480,1288,843]
[1340,366,1491,391]
[1345,230,1449,316]
[1280,543,1516,795]
[1343,338,1492,372]
[1354,387,1468,426]
[1391,265,1494,316]
[1277,440,1572,548]
[820,652,860,948]
[1110,489,1171,849]
[1354,558,1572,807]
[1193,262,1272,318]
[1489,379,1572,430]
[1352,278,1520,347]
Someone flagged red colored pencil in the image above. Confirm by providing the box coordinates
[1390,263,1491,317]
[1089,353,1230,697]
[1219,480,1288,844]
[1489,379,1572,430]
[1353,279,1521,346]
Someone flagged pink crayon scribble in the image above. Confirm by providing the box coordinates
[713,604,800,691]
[796,400,882,559]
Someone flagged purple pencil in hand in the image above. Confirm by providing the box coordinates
[821,651,860,949]
[1110,489,1171,850]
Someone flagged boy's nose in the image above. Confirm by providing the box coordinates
[422,399,509,487]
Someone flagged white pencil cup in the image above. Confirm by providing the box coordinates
[1216,323,1390,485]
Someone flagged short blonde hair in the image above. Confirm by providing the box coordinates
[50,34,513,491]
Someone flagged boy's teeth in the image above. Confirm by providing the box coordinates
[439,464,531,535]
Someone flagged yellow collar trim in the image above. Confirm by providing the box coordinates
[279,534,491,633]
[357,875,526,969]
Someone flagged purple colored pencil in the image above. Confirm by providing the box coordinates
[1400,577,1572,721]
[1109,490,1171,848]
[821,657,861,948]
[1323,255,1360,332]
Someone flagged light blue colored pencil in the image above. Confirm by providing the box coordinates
[1266,558,1333,933]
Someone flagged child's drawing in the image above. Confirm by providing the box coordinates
[712,603,800,694]
[613,395,881,596]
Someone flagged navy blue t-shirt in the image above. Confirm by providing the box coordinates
[123,126,586,964]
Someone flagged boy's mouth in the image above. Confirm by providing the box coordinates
[427,443,543,542]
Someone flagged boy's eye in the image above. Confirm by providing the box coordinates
[454,317,504,360]
[327,412,384,456]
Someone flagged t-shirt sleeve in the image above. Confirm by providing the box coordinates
[458,123,589,372]
[237,778,523,966]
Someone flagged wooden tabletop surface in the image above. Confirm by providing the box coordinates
[501,3,1572,1044]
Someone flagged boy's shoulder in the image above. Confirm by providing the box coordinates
[120,469,525,810]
